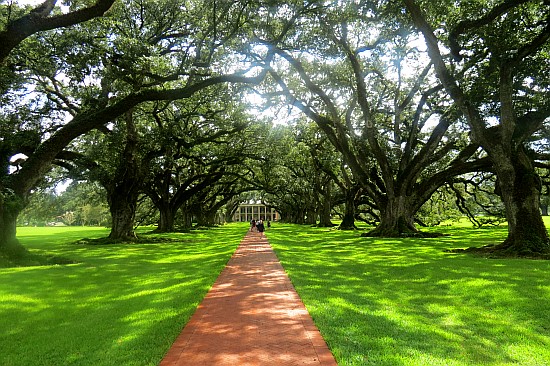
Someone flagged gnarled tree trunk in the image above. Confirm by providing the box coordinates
[339,189,357,230]
[156,204,176,232]
[109,192,138,240]
[493,148,549,254]
[363,195,417,237]
[0,191,27,257]
[107,111,140,240]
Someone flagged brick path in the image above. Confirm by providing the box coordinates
[160,230,337,366]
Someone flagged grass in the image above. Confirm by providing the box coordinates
[2,220,549,365]
[0,224,247,366]
[266,218,550,366]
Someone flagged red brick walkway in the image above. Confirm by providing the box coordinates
[160,231,337,365]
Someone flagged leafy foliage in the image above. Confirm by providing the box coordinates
[0,0,548,254]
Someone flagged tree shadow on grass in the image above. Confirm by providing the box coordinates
[0,251,79,268]
[73,236,191,246]
[267,225,550,366]
[0,227,246,366]
[437,226,550,260]
[445,245,550,260]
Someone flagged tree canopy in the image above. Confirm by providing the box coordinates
[1,0,549,257]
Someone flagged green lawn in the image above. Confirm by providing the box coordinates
[266,219,550,366]
[2,221,549,366]
[0,224,246,366]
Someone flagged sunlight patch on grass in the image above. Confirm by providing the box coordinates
[1,224,247,366]
[266,223,550,366]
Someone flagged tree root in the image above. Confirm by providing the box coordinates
[445,244,550,260]
[361,230,447,238]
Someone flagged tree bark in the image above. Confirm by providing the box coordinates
[292,209,305,224]
[305,208,317,225]
[339,189,357,230]
[180,207,193,229]
[157,204,176,232]
[318,201,334,227]
[108,193,137,240]
[0,191,26,256]
[106,112,140,240]
[0,0,116,62]
[363,195,417,237]
[317,184,335,227]
[195,210,218,227]
[493,147,549,254]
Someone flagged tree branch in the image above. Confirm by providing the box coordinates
[12,68,270,195]
[0,0,116,62]
[448,0,532,61]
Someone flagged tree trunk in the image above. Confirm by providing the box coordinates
[318,203,334,226]
[225,214,234,223]
[541,204,548,216]
[107,111,140,240]
[0,193,27,257]
[305,208,317,225]
[292,210,305,224]
[318,185,335,227]
[493,148,549,254]
[181,209,193,229]
[195,210,217,227]
[109,193,137,240]
[156,204,175,232]
[339,190,357,230]
[194,210,206,227]
[363,195,417,237]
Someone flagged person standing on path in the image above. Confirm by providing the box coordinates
[257,218,265,235]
